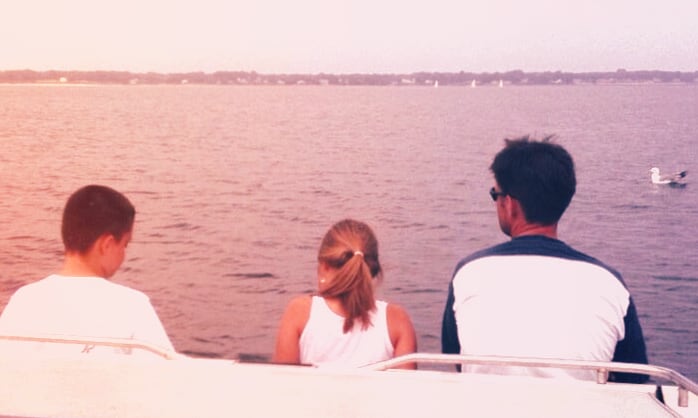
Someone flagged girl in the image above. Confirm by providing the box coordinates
[273,219,416,368]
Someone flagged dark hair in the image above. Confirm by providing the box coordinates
[490,135,576,224]
[317,219,382,333]
[61,185,135,253]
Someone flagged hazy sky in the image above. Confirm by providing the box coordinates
[2,0,696,73]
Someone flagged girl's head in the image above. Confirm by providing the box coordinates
[317,219,382,332]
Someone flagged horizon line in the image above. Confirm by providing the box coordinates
[2,68,698,75]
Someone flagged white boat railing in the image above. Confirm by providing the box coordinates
[0,333,188,360]
[362,353,698,408]
[2,335,695,408]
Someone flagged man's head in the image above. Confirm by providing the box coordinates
[490,136,576,228]
[62,185,135,254]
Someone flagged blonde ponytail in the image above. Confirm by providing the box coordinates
[317,220,382,332]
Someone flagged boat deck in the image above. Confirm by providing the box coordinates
[0,335,696,418]
[0,355,695,417]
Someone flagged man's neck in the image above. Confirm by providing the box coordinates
[510,223,558,239]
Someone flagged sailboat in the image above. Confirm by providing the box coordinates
[434,80,439,88]
[471,80,476,88]
[499,79,503,88]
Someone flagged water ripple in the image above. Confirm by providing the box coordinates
[225,272,277,279]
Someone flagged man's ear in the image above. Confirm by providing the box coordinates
[507,196,524,221]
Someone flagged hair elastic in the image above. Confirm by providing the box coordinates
[354,250,364,257]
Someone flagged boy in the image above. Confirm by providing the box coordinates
[0,185,174,356]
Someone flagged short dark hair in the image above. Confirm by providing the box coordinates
[61,185,135,253]
[490,135,576,224]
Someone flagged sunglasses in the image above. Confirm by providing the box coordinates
[489,187,506,201]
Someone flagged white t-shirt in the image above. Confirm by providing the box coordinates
[299,296,394,368]
[0,274,174,357]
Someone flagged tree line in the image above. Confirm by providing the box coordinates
[1,69,696,85]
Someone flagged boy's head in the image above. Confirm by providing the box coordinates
[61,185,135,254]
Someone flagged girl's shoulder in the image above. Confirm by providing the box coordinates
[385,302,411,321]
[286,294,313,312]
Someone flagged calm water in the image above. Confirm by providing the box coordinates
[1,84,696,379]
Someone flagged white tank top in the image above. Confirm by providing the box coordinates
[299,296,394,367]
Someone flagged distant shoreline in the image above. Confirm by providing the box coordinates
[1,69,696,86]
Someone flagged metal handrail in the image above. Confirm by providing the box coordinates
[362,353,698,408]
[0,333,188,360]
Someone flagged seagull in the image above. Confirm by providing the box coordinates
[650,167,687,187]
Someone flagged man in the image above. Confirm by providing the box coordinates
[441,136,648,383]
[0,185,175,356]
